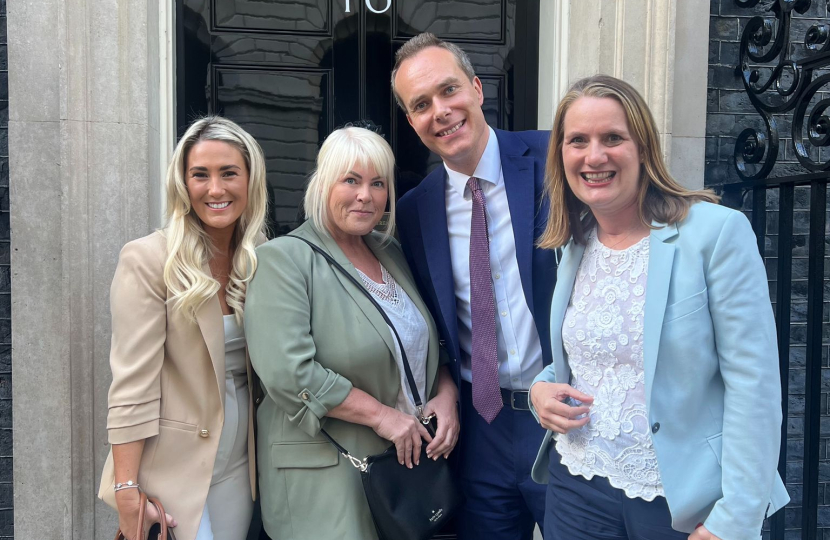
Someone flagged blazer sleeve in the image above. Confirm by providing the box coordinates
[528,365,558,423]
[702,211,782,539]
[244,240,353,438]
[106,239,168,444]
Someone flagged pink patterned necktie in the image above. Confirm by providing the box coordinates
[467,177,502,423]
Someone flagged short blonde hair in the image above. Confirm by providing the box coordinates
[538,75,719,249]
[163,115,268,324]
[303,126,396,240]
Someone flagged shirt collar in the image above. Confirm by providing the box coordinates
[444,127,501,198]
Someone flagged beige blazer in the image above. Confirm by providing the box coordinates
[98,231,256,540]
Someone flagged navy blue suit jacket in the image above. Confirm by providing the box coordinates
[396,128,557,384]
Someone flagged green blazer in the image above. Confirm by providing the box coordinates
[245,220,445,540]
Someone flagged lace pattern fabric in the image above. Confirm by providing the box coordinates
[556,228,665,501]
[357,264,428,415]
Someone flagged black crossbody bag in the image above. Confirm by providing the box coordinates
[286,235,463,540]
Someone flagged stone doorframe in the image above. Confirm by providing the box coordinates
[539,0,710,189]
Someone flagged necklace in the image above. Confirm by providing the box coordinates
[599,227,641,250]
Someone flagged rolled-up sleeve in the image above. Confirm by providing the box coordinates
[106,239,167,444]
[244,240,353,437]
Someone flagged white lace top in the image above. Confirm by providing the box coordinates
[556,228,665,501]
[357,264,429,416]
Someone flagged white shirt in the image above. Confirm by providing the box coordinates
[556,229,664,501]
[444,127,543,390]
[356,265,429,416]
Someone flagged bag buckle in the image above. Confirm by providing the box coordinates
[342,452,368,472]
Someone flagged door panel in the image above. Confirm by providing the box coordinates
[178,0,539,236]
[214,0,331,33]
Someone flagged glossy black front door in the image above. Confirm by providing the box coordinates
[177,0,540,236]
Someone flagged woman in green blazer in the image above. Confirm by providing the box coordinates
[244,125,459,540]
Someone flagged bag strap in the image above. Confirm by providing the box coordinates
[285,234,429,469]
[285,235,423,405]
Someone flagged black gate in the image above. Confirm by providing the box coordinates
[720,1,830,538]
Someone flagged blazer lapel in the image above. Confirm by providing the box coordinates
[643,223,678,408]
[551,240,584,384]
[310,227,398,360]
[196,261,226,407]
[369,237,438,399]
[498,131,536,314]
[415,177,460,352]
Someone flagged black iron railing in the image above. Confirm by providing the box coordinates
[723,1,830,539]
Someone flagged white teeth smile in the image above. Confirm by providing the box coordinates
[438,121,464,137]
[582,172,615,184]
[207,202,230,209]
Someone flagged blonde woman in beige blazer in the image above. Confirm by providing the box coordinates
[98,116,268,540]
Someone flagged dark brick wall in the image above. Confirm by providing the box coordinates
[0,0,11,536]
[707,0,830,538]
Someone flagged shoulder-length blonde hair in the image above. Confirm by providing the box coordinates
[538,75,719,249]
[303,126,396,241]
[163,116,267,325]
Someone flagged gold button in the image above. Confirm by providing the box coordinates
[301,391,310,401]
[199,429,209,438]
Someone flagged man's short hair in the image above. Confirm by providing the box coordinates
[390,32,476,111]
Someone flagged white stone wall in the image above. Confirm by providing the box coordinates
[538,0,710,189]
[8,0,164,537]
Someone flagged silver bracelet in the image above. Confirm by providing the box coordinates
[114,480,140,492]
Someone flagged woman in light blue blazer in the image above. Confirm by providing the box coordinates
[529,75,789,540]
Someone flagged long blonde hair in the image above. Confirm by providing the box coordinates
[163,116,268,324]
[538,75,719,249]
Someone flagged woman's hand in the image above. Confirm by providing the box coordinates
[423,368,459,460]
[114,489,177,540]
[530,382,594,434]
[372,405,433,468]
[688,525,722,540]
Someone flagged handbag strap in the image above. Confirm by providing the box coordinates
[114,491,175,540]
[285,235,423,405]
[285,234,429,469]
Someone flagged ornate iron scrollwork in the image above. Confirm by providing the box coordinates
[734,0,830,179]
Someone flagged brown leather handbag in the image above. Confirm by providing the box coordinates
[114,491,176,540]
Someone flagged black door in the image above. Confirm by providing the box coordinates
[178,0,540,237]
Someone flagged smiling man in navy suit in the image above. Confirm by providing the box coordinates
[392,33,557,540]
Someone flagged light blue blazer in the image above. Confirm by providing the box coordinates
[530,202,789,540]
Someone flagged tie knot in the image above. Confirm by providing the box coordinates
[467,176,482,195]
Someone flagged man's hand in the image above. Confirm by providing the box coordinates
[529,382,593,434]
[423,390,459,460]
[688,525,722,540]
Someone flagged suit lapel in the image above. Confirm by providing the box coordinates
[551,241,584,384]
[498,131,536,314]
[309,226,398,360]
[643,223,678,408]
[415,175,460,351]
[196,261,226,407]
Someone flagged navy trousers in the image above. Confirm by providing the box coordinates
[456,381,547,540]
[545,448,689,540]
